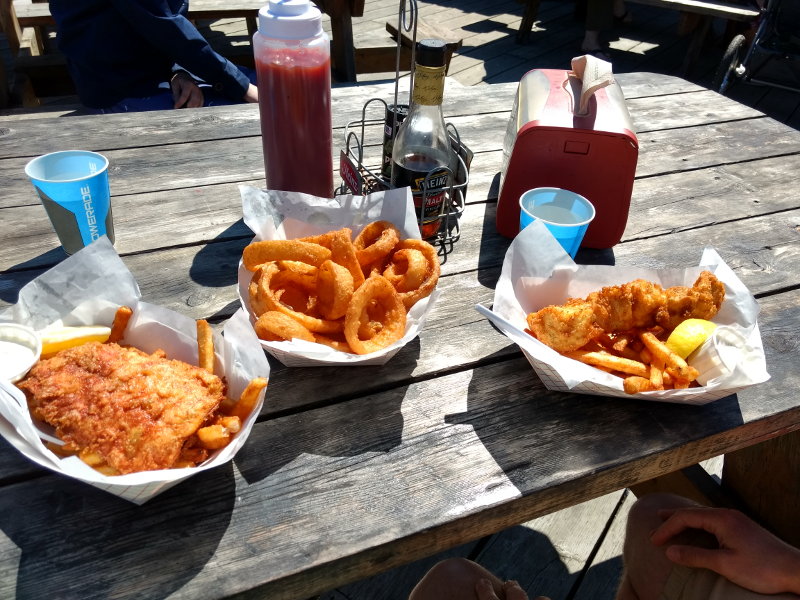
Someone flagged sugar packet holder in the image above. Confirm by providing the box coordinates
[238,185,440,367]
[0,238,270,504]
[477,221,769,405]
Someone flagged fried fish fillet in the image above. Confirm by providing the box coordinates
[526,271,725,352]
[18,341,226,474]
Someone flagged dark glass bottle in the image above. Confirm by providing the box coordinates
[390,39,455,239]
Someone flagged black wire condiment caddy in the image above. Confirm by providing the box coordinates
[335,0,473,258]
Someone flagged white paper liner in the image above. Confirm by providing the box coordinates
[476,221,770,405]
[0,237,271,504]
[237,185,440,366]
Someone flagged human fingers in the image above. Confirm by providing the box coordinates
[185,83,204,108]
[664,543,729,573]
[475,578,501,600]
[171,79,192,108]
[650,507,731,546]
[502,580,529,600]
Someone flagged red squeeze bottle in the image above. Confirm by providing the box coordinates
[254,0,334,198]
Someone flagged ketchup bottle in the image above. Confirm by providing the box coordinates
[254,0,334,198]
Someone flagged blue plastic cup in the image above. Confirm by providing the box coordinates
[519,187,595,258]
[25,150,114,255]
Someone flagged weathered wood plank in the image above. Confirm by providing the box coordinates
[0,74,755,161]
[722,430,800,547]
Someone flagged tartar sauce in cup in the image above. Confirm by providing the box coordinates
[0,323,42,383]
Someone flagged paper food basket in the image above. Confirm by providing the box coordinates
[237,185,441,367]
[0,238,270,504]
[476,221,770,405]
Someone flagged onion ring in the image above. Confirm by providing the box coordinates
[327,227,366,289]
[353,221,400,267]
[317,259,354,320]
[383,248,428,293]
[255,311,315,342]
[248,265,269,317]
[344,274,406,354]
[391,239,440,309]
[243,240,331,271]
[259,262,341,333]
[313,332,352,353]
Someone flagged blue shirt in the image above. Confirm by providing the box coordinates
[50,0,251,108]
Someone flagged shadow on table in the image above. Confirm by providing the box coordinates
[0,248,69,304]
[235,380,409,485]
[235,341,422,483]
[446,352,745,492]
[189,219,252,289]
[0,463,237,599]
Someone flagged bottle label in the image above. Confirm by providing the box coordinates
[412,65,445,106]
[381,104,408,180]
[392,163,448,225]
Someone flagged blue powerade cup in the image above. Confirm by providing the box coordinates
[24,150,114,255]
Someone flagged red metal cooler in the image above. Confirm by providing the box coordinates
[496,68,638,248]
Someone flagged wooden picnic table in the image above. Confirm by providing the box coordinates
[13,0,366,81]
[0,71,799,599]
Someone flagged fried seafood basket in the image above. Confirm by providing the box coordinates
[335,0,473,257]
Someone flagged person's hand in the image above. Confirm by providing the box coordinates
[243,83,258,103]
[475,578,549,600]
[170,72,204,109]
[652,507,800,595]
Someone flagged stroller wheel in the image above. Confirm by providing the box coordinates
[713,34,747,95]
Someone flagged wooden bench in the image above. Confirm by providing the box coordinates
[515,0,760,74]
[354,18,463,76]
[12,0,367,83]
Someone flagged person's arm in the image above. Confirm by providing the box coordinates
[110,0,251,102]
[651,506,800,595]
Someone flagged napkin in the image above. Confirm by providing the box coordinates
[477,221,770,405]
[569,54,615,115]
[238,185,441,367]
[0,238,271,504]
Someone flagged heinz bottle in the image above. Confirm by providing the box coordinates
[391,38,455,239]
[254,0,334,198]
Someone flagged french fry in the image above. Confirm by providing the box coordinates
[196,416,242,450]
[197,425,232,450]
[640,332,697,381]
[623,376,657,394]
[640,347,653,364]
[196,319,215,373]
[566,350,649,378]
[230,377,268,421]
[649,359,665,390]
[79,448,105,466]
[108,305,133,343]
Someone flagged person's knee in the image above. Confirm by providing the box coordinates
[410,557,500,600]
[425,557,494,584]
[626,492,699,541]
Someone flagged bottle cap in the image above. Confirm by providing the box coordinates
[258,0,323,40]
[415,39,447,68]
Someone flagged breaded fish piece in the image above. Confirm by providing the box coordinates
[18,341,226,474]
[526,271,725,352]
[589,279,668,332]
[658,270,726,330]
[526,298,601,353]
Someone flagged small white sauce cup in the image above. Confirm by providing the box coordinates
[0,323,42,383]
[688,325,747,385]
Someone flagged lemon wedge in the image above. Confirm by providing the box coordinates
[40,326,112,355]
[665,319,718,359]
